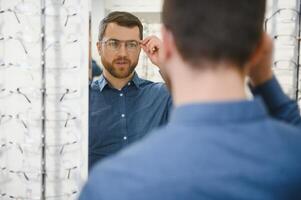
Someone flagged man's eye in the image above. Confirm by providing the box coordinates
[108,41,119,48]
[127,42,138,48]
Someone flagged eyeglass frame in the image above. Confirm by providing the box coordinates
[0,189,77,200]
[264,8,299,31]
[101,38,141,53]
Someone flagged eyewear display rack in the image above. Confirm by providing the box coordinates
[266,0,301,107]
[0,0,89,199]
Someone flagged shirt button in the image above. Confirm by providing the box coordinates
[123,136,127,140]
[121,114,125,118]
[120,93,123,97]
[128,82,131,86]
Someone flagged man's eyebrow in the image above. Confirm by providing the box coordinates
[106,38,119,41]
[127,40,140,43]
[106,38,140,42]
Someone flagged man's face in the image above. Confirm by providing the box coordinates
[97,23,141,79]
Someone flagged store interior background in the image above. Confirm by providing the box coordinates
[0,0,300,199]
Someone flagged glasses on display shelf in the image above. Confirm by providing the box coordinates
[40,109,79,128]
[0,141,24,154]
[0,32,80,58]
[276,75,296,85]
[0,1,80,27]
[0,34,31,54]
[45,190,78,200]
[273,72,295,86]
[0,139,79,156]
[46,0,81,6]
[273,60,298,71]
[274,71,295,83]
[0,112,36,134]
[271,34,300,60]
[0,125,80,147]
[0,163,78,182]
[46,61,80,71]
[0,87,36,104]
[277,79,295,87]
[0,87,79,104]
[0,109,79,131]
[0,59,80,73]
[264,8,299,31]
[32,87,79,103]
[48,88,79,102]
[44,3,79,27]
[48,0,67,5]
[273,49,298,62]
[44,33,79,51]
[0,113,28,129]
[46,128,81,142]
[272,34,300,46]
[273,60,297,94]
[0,190,77,200]
[0,59,39,71]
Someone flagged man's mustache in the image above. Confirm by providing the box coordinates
[113,57,131,63]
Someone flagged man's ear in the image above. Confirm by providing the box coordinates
[96,41,102,55]
[161,26,175,63]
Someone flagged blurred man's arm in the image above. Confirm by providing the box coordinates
[250,77,301,126]
[248,33,301,126]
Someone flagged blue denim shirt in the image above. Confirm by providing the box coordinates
[89,73,172,169]
[81,77,301,200]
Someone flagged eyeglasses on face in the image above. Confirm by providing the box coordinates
[102,38,140,52]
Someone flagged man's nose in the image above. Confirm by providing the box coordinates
[117,43,128,56]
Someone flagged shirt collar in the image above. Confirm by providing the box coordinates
[131,72,142,89]
[96,72,142,92]
[170,97,268,124]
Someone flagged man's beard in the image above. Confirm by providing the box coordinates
[101,56,138,79]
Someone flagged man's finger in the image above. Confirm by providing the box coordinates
[141,37,152,45]
[141,45,152,56]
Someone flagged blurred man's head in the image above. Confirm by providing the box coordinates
[161,0,266,70]
[97,11,143,79]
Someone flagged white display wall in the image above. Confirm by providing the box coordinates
[0,0,89,199]
[266,0,301,108]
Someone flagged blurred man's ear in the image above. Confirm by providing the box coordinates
[96,42,102,55]
[161,26,175,64]
[245,33,273,73]
[160,26,176,91]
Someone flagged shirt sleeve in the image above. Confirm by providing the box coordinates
[167,94,173,120]
[250,76,301,127]
[161,84,173,124]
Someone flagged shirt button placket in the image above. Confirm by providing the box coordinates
[120,89,127,145]
[121,112,127,145]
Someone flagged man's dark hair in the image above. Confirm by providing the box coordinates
[98,11,143,41]
[162,0,266,68]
